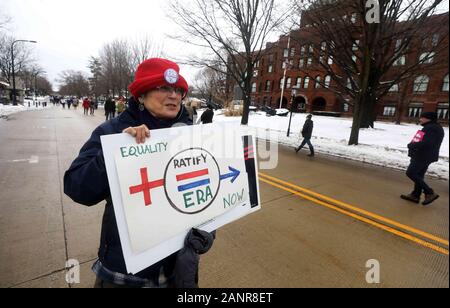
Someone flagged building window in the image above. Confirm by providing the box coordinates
[389,83,399,92]
[286,78,292,89]
[296,77,302,88]
[328,56,333,65]
[255,61,260,68]
[268,65,273,73]
[282,61,287,70]
[324,75,331,88]
[351,13,357,23]
[321,42,327,51]
[395,39,403,52]
[307,57,313,66]
[280,78,285,90]
[265,81,271,92]
[352,55,357,63]
[319,56,325,64]
[443,74,449,92]
[394,55,406,66]
[253,70,258,77]
[291,48,296,57]
[413,75,429,93]
[420,52,435,64]
[252,83,257,93]
[299,59,305,68]
[304,77,310,89]
[309,45,314,53]
[283,48,289,58]
[346,78,353,89]
[300,46,306,55]
[343,103,350,112]
[432,34,440,47]
[353,40,359,51]
[315,76,321,88]
[437,103,449,120]
[383,106,396,117]
[408,103,424,118]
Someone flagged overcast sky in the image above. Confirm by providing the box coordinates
[1,0,449,91]
[1,0,198,90]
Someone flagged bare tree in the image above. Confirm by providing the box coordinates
[130,35,164,70]
[58,70,90,97]
[293,0,448,145]
[193,64,229,106]
[169,0,291,125]
[0,35,36,84]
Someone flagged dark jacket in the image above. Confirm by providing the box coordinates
[302,119,314,139]
[408,121,445,164]
[104,99,116,113]
[64,98,193,281]
[200,109,214,124]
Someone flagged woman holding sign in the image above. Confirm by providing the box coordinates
[64,58,215,288]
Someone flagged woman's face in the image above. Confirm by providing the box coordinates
[142,87,183,120]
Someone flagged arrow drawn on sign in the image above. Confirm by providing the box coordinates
[220,167,241,184]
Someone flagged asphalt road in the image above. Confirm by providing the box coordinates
[0,106,448,288]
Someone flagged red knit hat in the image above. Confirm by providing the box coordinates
[128,58,189,98]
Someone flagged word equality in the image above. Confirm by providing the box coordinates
[120,142,168,158]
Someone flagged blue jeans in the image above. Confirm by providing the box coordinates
[297,139,315,155]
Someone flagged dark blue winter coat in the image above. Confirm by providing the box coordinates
[64,98,192,281]
[408,121,445,164]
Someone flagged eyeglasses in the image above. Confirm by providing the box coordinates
[156,86,186,96]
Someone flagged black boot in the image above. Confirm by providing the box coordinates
[423,193,439,206]
[400,194,420,204]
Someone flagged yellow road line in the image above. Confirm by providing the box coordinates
[260,172,449,247]
[259,177,449,256]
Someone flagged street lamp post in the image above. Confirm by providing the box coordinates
[287,88,298,138]
[11,40,37,105]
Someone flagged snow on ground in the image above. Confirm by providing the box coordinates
[199,110,449,180]
[0,101,51,118]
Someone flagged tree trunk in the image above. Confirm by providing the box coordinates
[241,65,253,126]
[360,93,376,129]
[349,96,363,145]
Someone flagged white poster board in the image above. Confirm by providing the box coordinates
[101,123,260,274]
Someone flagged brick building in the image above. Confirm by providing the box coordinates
[245,11,449,124]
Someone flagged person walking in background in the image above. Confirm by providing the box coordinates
[198,104,214,124]
[83,98,90,116]
[402,112,445,206]
[116,97,126,116]
[296,114,315,157]
[89,97,96,116]
[104,97,114,121]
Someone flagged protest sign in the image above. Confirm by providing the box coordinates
[101,123,260,274]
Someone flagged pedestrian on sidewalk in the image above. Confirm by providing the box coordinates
[104,97,114,121]
[296,114,315,157]
[89,97,96,116]
[401,112,445,206]
[116,97,126,116]
[198,105,214,124]
[83,98,90,116]
[64,58,215,288]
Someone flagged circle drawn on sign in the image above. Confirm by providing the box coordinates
[164,148,221,215]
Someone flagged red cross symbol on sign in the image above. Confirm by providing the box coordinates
[129,168,164,206]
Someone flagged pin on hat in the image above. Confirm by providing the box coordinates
[164,69,179,84]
